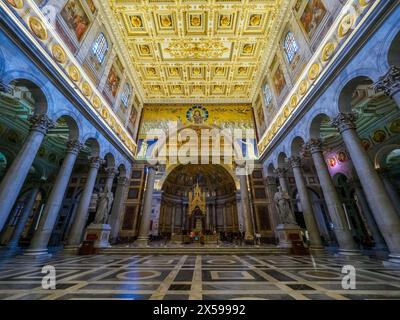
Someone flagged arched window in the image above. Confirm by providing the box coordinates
[92,33,108,64]
[121,83,132,107]
[283,31,299,63]
[263,84,273,106]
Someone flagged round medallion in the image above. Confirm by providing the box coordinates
[52,44,67,64]
[92,96,101,109]
[28,16,48,41]
[272,123,278,134]
[6,0,24,9]
[299,80,309,96]
[186,105,209,124]
[67,65,81,82]
[283,105,291,118]
[81,81,92,97]
[101,107,109,120]
[308,63,320,81]
[359,0,371,8]
[321,42,336,62]
[338,14,354,38]
[116,125,122,136]
[290,95,298,108]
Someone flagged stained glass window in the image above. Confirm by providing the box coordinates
[121,83,132,107]
[92,33,108,64]
[284,31,299,63]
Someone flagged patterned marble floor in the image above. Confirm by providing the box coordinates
[0,253,399,300]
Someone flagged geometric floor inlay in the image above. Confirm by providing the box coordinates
[0,253,399,300]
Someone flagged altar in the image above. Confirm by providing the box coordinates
[170,183,219,245]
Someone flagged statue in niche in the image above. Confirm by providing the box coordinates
[137,141,148,159]
[274,186,297,225]
[94,186,114,225]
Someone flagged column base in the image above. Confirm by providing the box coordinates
[22,248,52,260]
[338,248,363,256]
[135,236,150,247]
[386,253,400,265]
[6,241,19,250]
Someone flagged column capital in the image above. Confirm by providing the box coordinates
[288,156,302,169]
[28,114,55,135]
[88,156,104,169]
[117,176,129,186]
[274,168,287,178]
[105,166,119,178]
[331,112,357,133]
[305,138,324,154]
[66,140,84,155]
[373,66,400,98]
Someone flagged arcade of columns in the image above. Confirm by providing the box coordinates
[126,67,400,264]
[0,114,131,256]
[0,68,399,263]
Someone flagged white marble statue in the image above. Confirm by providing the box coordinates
[94,186,114,225]
[274,186,297,225]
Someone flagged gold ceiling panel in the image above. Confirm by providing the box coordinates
[106,0,291,103]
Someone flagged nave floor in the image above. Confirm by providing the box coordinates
[0,253,399,300]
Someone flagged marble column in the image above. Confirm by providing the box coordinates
[373,66,400,108]
[136,166,157,246]
[289,156,324,253]
[104,167,118,191]
[238,173,254,241]
[109,176,129,243]
[7,186,40,249]
[205,204,210,231]
[306,139,360,255]
[66,156,103,247]
[0,114,54,232]
[332,113,400,262]
[222,206,227,231]
[349,178,387,250]
[25,140,83,256]
[275,168,290,193]
[377,168,400,216]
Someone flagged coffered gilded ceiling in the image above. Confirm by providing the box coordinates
[100,0,292,103]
